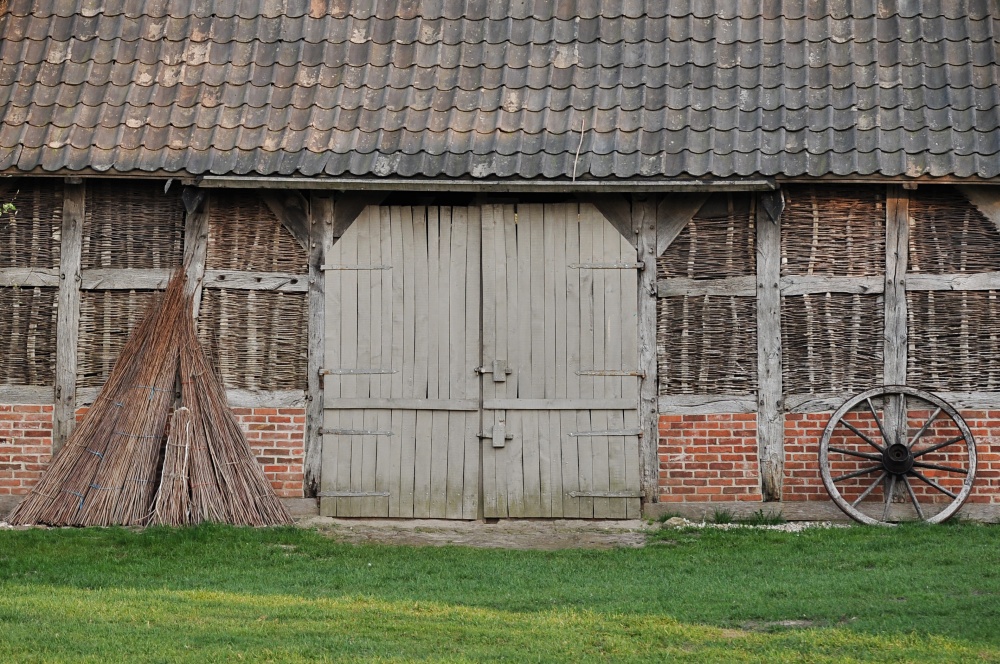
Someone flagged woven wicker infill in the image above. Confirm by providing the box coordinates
[657,295,757,395]
[206,191,308,273]
[657,193,755,280]
[82,181,184,270]
[907,290,1000,391]
[909,187,1000,274]
[781,293,884,395]
[0,180,63,269]
[197,289,307,391]
[0,287,57,385]
[781,185,886,277]
[78,290,159,387]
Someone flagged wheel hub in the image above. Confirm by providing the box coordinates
[882,443,914,475]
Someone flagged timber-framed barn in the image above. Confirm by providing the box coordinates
[2,0,1000,521]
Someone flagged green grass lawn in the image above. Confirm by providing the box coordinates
[0,523,998,662]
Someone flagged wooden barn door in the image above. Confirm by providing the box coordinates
[320,206,481,519]
[481,204,642,518]
[321,202,640,519]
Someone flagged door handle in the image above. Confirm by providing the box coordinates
[477,423,513,448]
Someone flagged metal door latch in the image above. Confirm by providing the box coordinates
[475,359,513,382]
[477,423,514,448]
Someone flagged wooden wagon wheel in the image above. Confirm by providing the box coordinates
[819,386,977,525]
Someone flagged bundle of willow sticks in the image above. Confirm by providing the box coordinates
[9,272,291,527]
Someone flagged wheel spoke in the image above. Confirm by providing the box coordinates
[907,407,942,449]
[882,475,897,522]
[910,469,958,499]
[832,465,883,483]
[839,418,885,453]
[828,446,882,461]
[902,475,926,520]
[865,398,891,450]
[851,471,887,507]
[912,460,968,475]
[912,435,965,458]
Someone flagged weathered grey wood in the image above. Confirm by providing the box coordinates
[480,204,503,517]
[305,194,334,497]
[484,398,636,410]
[904,272,1000,291]
[756,190,784,502]
[0,385,54,404]
[657,394,758,414]
[883,187,910,451]
[636,196,659,504]
[462,207,482,519]
[778,274,884,296]
[261,191,310,251]
[656,193,710,256]
[53,182,84,453]
[332,193,387,238]
[0,268,59,287]
[656,275,757,297]
[182,188,210,316]
[784,393,852,413]
[75,386,306,408]
[579,194,636,248]
[657,274,885,298]
[884,187,909,386]
[203,270,308,292]
[388,207,406,516]
[957,185,1000,235]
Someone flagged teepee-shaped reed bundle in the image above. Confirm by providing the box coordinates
[9,272,291,527]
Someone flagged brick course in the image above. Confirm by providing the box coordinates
[659,410,1000,505]
[0,404,305,498]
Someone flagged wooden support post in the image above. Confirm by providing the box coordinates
[182,188,210,317]
[884,186,910,445]
[53,181,84,453]
[304,194,335,496]
[633,196,659,503]
[756,190,784,501]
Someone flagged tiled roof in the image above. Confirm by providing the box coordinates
[1,0,999,180]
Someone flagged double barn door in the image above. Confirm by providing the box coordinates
[320,203,640,519]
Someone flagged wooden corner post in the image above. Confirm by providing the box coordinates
[884,186,910,443]
[633,195,659,503]
[53,181,85,453]
[756,190,784,501]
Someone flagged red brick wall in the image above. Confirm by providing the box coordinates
[231,407,306,498]
[659,410,1000,505]
[657,413,762,502]
[0,405,54,495]
[0,404,305,499]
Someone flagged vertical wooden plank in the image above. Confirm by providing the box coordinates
[320,410,341,516]
[502,205,524,516]
[756,190,784,502]
[426,207,441,400]
[446,208,467,518]
[429,409,449,517]
[182,189,210,314]
[577,213,597,517]
[307,194,333,496]
[388,207,406,516]
[399,207,417,518]
[562,206,582,517]
[606,409,627,519]
[375,206,393,516]
[463,207,481,519]
[623,408,642,518]
[354,210,375,516]
[480,205,500,517]
[884,186,910,445]
[400,409,416,518]
[53,181,84,453]
[337,215,360,516]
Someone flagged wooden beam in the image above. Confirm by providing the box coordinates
[202,270,308,293]
[657,274,884,298]
[332,193,386,239]
[957,185,1000,235]
[262,191,311,251]
[579,194,636,248]
[75,386,306,408]
[0,268,59,287]
[656,193,709,256]
[182,188,210,317]
[0,385,53,404]
[75,268,308,293]
[905,271,1000,292]
[634,196,659,504]
[657,394,757,415]
[883,186,910,451]
[304,194,335,497]
[53,182,84,453]
[756,190,784,502]
[658,275,757,297]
